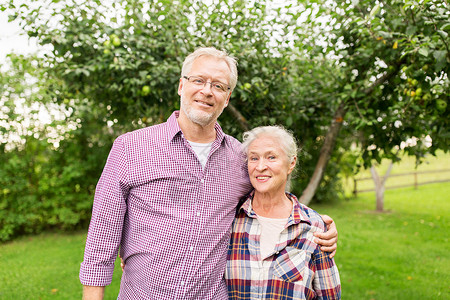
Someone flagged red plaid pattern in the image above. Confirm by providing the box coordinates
[226,192,341,299]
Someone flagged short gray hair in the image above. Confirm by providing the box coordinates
[181,47,238,91]
[242,125,298,191]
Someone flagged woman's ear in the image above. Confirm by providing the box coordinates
[288,156,297,174]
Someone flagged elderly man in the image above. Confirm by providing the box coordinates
[80,47,337,300]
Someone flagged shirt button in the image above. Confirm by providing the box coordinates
[201,179,205,183]
[180,281,185,286]
[189,246,194,251]
[196,212,201,217]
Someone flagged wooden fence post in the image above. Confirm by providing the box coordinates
[414,172,418,189]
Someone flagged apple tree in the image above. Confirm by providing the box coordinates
[1,0,448,240]
[292,0,449,205]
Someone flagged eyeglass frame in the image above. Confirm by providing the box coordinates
[182,75,231,93]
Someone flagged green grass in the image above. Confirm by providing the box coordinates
[0,231,122,299]
[1,183,449,299]
[311,182,450,299]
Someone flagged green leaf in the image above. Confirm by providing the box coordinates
[406,25,417,36]
[418,48,429,57]
[286,116,293,127]
[433,50,447,72]
[437,30,448,39]
[433,50,447,61]
[7,13,17,22]
[379,31,393,39]
[369,4,381,19]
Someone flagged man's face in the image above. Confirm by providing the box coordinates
[178,56,231,126]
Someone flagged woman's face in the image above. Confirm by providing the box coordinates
[247,135,296,195]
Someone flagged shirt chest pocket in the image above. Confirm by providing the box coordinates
[272,248,311,283]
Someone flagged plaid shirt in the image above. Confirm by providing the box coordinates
[226,192,341,300]
[80,111,252,299]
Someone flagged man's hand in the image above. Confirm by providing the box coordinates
[83,285,105,300]
[315,214,338,258]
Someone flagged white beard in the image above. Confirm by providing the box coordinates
[180,95,224,127]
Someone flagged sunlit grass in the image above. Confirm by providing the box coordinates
[312,182,450,299]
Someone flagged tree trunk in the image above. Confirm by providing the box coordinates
[299,102,347,205]
[370,162,394,212]
[370,166,384,211]
[298,61,403,206]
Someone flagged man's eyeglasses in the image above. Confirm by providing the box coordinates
[182,76,230,93]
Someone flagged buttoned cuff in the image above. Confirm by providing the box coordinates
[79,262,115,286]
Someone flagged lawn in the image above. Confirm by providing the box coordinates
[0,230,122,299]
[1,182,449,299]
[312,182,450,299]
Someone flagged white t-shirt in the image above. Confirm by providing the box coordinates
[257,215,289,259]
[187,140,213,168]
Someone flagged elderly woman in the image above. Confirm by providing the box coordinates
[226,126,341,299]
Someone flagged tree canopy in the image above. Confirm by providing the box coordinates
[1,0,448,241]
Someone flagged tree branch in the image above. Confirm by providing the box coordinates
[226,102,250,131]
[360,58,405,97]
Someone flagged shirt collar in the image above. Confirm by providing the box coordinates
[239,191,312,226]
[166,111,226,145]
[166,111,183,140]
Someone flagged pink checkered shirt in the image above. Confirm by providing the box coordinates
[80,111,252,299]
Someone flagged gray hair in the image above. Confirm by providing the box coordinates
[242,125,298,191]
[181,47,238,91]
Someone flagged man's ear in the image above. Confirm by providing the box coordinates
[224,92,231,108]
